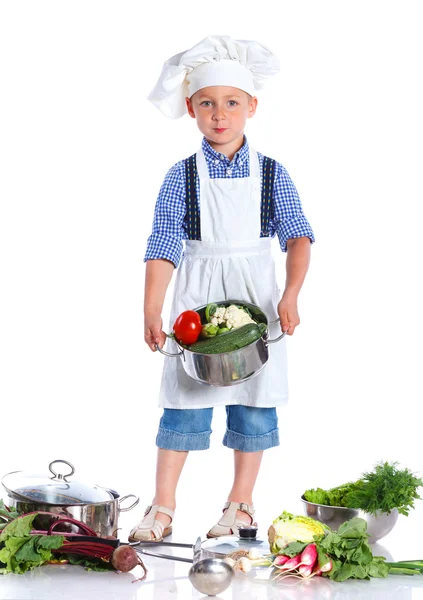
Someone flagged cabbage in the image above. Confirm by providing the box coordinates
[268,511,329,554]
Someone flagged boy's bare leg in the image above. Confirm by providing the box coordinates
[227,450,263,522]
[151,448,188,533]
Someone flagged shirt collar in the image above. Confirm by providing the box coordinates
[201,136,250,165]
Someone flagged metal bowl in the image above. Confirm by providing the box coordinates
[301,495,399,543]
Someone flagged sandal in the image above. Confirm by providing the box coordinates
[128,505,174,542]
[206,501,257,539]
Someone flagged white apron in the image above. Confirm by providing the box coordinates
[158,148,288,409]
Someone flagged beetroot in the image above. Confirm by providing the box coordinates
[111,545,147,581]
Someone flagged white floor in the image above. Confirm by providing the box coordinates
[1,503,423,599]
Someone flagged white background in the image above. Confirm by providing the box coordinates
[1,0,422,544]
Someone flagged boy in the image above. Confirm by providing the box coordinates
[130,35,314,542]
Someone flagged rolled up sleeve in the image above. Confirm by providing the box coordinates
[144,162,186,268]
[273,164,315,252]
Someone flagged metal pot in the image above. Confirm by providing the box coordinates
[158,299,286,387]
[1,459,139,537]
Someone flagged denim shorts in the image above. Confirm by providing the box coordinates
[156,406,279,452]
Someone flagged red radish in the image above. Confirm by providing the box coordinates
[319,558,333,573]
[313,567,322,576]
[173,310,202,344]
[273,555,290,566]
[317,550,333,573]
[299,544,317,568]
[277,554,301,572]
[299,564,313,577]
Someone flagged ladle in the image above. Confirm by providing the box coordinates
[134,537,234,596]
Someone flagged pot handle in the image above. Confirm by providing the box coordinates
[156,344,184,357]
[118,494,140,512]
[266,318,288,345]
[155,333,184,358]
[49,460,75,482]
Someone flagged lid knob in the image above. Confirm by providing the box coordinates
[238,525,258,539]
[49,460,75,482]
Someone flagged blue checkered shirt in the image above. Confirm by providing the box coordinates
[144,137,315,267]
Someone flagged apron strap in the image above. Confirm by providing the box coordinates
[183,151,277,240]
[184,153,201,241]
[260,156,276,237]
[249,148,260,178]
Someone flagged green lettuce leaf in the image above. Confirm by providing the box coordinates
[0,500,19,531]
[303,488,329,505]
[0,514,65,574]
[0,514,36,541]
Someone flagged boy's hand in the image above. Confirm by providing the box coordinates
[277,293,300,336]
[144,314,167,351]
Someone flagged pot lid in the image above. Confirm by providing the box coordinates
[1,460,113,505]
[201,534,270,557]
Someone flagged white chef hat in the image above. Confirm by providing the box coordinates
[148,35,280,119]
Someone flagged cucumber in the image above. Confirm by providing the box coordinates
[188,322,267,354]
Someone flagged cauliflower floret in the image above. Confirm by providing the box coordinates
[223,305,255,329]
[210,307,226,326]
[209,305,255,330]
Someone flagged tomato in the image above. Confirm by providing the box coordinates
[173,310,202,345]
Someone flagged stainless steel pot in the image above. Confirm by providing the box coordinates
[158,300,286,387]
[1,459,139,537]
